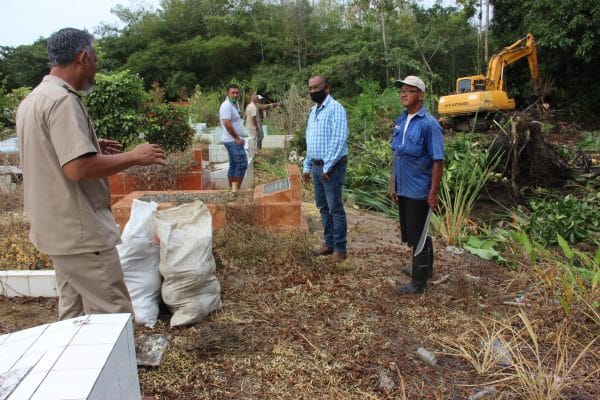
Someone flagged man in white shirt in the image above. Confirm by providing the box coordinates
[219,83,247,193]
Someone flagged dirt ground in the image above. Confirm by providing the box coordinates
[2,201,598,399]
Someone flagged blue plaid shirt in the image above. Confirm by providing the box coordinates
[302,95,349,173]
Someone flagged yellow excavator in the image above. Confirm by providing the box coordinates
[438,33,540,130]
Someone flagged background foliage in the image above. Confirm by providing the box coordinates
[143,103,194,152]
[84,70,147,147]
[1,0,598,125]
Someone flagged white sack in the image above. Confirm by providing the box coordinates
[117,199,161,327]
[154,201,222,327]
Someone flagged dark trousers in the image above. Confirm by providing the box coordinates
[398,196,433,283]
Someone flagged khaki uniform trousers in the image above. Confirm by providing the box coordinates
[50,248,133,320]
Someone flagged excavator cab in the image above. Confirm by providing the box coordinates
[455,74,486,94]
[457,79,471,93]
[438,33,540,131]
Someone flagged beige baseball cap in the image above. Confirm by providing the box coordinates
[393,75,426,92]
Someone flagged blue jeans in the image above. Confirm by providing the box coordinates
[312,159,347,253]
[224,142,248,178]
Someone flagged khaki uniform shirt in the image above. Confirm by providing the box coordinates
[244,102,261,135]
[16,75,121,255]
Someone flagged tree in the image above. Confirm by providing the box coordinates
[0,41,49,90]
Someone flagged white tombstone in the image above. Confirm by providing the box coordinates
[0,314,141,400]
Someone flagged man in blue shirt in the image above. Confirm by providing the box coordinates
[302,75,349,262]
[389,76,444,294]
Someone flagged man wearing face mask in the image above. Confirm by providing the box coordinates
[16,28,167,320]
[302,75,349,262]
[219,83,247,193]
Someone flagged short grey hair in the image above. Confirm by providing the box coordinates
[47,28,94,66]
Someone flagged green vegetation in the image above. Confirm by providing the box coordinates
[84,70,147,148]
[432,135,503,245]
[144,103,194,152]
[521,194,600,246]
[578,131,600,152]
[84,70,193,152]
[0,80,30,132]
[187,86,222,127]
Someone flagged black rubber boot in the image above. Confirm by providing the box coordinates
[395,250,429,294]
[401,237,433,278]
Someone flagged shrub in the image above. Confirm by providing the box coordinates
[346,79,403,142]
[84,70,147,147]
[525,194,600,246]
[187,85,222,127]
[0,81,31,130]
[143,103,194,153]
[269,83,312,155]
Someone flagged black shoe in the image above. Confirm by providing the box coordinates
[401,265,412,277]
[331,251,347,262]
[313,246,334,256]
[394,281,426,294]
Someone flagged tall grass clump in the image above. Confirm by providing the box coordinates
[506,228,600,319]
[432,135,502,245]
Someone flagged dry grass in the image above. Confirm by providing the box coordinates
[439,311,600,399]
[126,150,196,191]
[0,179,51,270]
[492,312,600,400]
[439,319,511,375]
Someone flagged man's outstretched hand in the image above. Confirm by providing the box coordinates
[132,143,167,166]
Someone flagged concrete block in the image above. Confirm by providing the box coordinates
[0,314,141,400]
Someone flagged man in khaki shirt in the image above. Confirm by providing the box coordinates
[244,94,263,149]
[16,28,167,320]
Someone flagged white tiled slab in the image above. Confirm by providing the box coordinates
[28,369,100,400]
[262,135,291,148]
[0,270,57,298]
[0,314,141,400]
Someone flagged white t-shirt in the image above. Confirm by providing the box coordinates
[401,113,417,145]
[219,99,245,143]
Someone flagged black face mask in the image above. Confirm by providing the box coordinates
[310,89,327,103]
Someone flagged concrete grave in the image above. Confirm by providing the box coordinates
[0,314,141,400]
[111,165,306,231]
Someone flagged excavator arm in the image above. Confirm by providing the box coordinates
[437,33,542,127]
[486,33,540,94]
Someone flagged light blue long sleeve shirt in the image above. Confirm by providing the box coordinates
[303,95,349,173]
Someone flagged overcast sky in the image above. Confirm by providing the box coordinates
[0,0,161,47]
[0,0,456,48]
